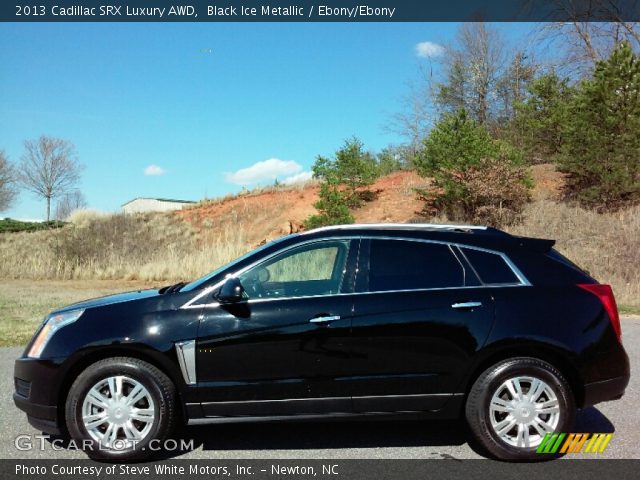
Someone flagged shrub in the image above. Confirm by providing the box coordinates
[304,184,354,229]
[311,137,378,208]
[66,209,109,227]
[305,138,378,227]
[0,218,65,233]
[415,110,531,226]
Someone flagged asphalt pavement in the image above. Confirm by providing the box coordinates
[1,318,638,460]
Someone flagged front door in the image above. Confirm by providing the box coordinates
[196,238,358,416]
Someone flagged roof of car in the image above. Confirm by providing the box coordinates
[299,223,554,253]
[303,223,490,234]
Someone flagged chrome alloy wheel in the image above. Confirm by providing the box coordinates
[81,376,155,449]
[489,376,561,449]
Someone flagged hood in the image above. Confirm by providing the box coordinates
[53,289,160,314]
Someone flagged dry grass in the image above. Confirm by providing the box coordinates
[0,212,249,282]
[506,200,640,309]
[0,280,155,346]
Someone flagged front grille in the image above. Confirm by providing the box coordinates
[15,378,31,398]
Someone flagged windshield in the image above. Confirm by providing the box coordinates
[181,237,287,292]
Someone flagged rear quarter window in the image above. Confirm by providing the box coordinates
[460,247,520,285]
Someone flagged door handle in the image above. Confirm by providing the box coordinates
[451,301,482,310]
[309,315,341,324]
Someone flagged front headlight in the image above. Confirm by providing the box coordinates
[27,309,85,358]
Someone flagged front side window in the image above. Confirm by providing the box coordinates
[238,240,350,299]
[363,239,464,292]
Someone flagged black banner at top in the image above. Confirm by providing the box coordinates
[2,0,640,22]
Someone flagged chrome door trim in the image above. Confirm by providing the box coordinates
[309,315,341,323]
[451,301,483,309]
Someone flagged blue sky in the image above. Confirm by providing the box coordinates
[0,22,534,220]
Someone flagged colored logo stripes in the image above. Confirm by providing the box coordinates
[536,433,613,454]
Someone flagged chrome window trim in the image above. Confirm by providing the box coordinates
[180,235,531,310]
[185,283,529,309]
[456,244,531,287]
[175,340,197,385]
[180,236,357,309]
[304,223,488,234]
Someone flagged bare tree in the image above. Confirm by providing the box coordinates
[496,51,538,122]
[17,136,83,221]
[387,65,436,161]
[55,190,87,220]
[535,2,640,76]
[437,23,509,125]
[0,150,17,212]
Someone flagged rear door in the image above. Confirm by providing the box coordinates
[347,238,496,412]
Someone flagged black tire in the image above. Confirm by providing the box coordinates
[465,357,576,461]
[65,357,177,460]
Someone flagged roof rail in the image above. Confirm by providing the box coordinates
[303,223,488,234]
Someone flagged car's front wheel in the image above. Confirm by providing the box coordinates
[465,357,576,461]
[65,357,176,460]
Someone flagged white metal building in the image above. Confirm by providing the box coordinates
[121,197,196,214]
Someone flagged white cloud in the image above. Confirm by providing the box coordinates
[415,41,444,58]
[224,158,302,185]
[281,171,313,185]
[144,164,166,176]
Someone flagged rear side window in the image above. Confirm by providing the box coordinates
[460,247,520,285]
[365,240,464,292]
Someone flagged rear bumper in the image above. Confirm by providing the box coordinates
[583,375,629,408]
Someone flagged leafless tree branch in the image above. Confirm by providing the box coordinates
[0,150,17,212]
[16,136,84,221]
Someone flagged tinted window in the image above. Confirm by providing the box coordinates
[239,240,350,299]
[366,240,464,292]
[461,247,519,285]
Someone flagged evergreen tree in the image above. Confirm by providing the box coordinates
[511,73,574,163]
[311,137,378,208]
[558,42,640,211]
[304,184,354,229]
[304,138,378,228]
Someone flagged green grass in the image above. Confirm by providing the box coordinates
[619,305,640,316]
[0,280,154,347]
[0,218,65,233]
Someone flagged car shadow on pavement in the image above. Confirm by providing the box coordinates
[43,406,615,460]
[164,418,470,459]
[575,406,616,433]
[160,406,615,460]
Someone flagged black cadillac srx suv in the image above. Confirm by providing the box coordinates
[14,223,629,461]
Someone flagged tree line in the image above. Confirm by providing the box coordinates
[306,21,640,228]
[0,136,86,221]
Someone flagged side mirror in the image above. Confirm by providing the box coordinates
[217,277,245,304]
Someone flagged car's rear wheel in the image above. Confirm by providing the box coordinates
[65,357,176,460]
[465,357,575,461]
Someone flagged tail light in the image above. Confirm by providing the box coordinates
[578,284,622,342]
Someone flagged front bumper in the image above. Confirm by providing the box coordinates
[13,355,64,436]
[13,393,61,435]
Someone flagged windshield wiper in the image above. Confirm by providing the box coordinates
[159,282,186,294]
